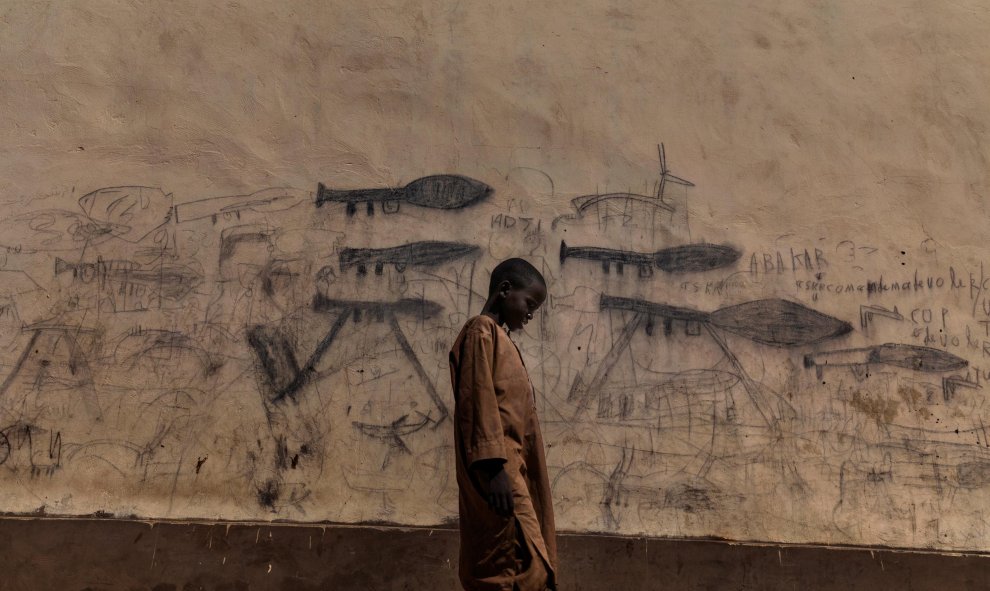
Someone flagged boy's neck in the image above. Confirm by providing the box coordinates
[481,296,504,328]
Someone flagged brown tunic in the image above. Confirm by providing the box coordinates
[449,315,557,591]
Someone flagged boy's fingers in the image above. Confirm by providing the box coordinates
[487,492,515,517]
[490,493,503,516]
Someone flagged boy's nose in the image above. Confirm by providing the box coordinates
[526,312,533,320]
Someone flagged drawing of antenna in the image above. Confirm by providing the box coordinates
[315,175,493,216]
[655,142,694,206]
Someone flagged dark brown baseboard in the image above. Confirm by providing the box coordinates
[0,518,986,590]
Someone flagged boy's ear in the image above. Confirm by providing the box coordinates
[497,280,512,297]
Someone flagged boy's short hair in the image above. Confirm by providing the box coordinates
[488,258,546,295]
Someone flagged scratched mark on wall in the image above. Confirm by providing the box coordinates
[0,146,988,552]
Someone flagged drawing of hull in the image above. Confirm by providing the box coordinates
[560,241,654,277]
[708,299,853,347]
[55,257,203,306]
[339,241,479,275]
[0,210,129,253]
[571,192,675,215]
[173,188,308,225]
[562,242,742,277]
[316,175,492,215]
[654,243,741,273]
[804,343,968,377]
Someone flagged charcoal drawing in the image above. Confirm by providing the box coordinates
[0,149,985,555]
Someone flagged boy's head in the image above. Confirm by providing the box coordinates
[487,258,547,332]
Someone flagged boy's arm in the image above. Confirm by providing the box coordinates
[455,326,514,517]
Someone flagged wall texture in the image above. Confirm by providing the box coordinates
[1,0,989,554]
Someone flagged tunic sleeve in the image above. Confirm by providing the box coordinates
[454,326,508,467]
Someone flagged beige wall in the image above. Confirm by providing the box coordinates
[1,0,988,552]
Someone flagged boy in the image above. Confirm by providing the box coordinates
[448,258,557,591]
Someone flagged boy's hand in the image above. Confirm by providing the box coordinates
[473,460,514,517]
[486,468,514,517]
